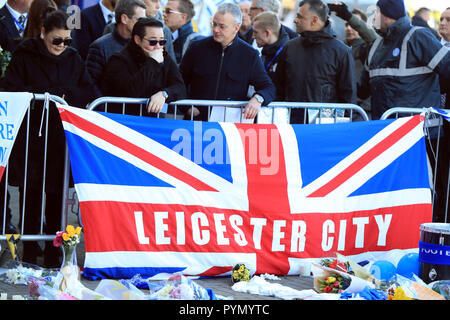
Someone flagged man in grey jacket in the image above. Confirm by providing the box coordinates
[86,0,147,94]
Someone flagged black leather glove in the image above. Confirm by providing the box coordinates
[327,3,352,21]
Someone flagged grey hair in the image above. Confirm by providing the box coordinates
[253,0,280,14]
[216,2,242,25]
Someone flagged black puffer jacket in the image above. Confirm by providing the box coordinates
[1,36,96,192]
[1,36,96,107]
[274,21,356,122]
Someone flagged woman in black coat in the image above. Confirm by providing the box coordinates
[100,17,186,116]
[1,10,96,267]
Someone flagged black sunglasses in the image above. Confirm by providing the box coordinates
[52,37,72,46]
[144,39,167,46]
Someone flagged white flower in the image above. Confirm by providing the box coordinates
[6,267,43,284]
[6,269,20,284]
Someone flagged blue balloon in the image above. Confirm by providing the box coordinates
[396,253,419,279]
[370,260,397,281]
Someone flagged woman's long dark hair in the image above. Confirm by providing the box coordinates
[22,0,57,39]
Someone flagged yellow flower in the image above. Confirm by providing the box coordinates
[326,276,336,284]
[62,232,70,241]
[75,226,82,235]
[392,287,413,300]
[66,225,75,238]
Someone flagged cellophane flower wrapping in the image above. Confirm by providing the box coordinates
[312,263,375,294]
[144,273,211,300]
[390,274,446,300]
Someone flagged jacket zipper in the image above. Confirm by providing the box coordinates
[213,48,225,99]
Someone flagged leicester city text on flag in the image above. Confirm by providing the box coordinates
[56,103,432,280]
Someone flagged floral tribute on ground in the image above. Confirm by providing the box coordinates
[53,225,82,293]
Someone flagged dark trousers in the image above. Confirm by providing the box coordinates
[19,186,62,267]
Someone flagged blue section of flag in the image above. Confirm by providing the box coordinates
[76,111,233,184]
[82,266,186,281]
[65,131,174,187]
[294,119,394,189]
[350,139,429,196]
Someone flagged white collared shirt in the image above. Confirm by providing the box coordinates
[99,1,115,24]
[441,38,450,49]
[171,29,179,41]
[5,3,27,33]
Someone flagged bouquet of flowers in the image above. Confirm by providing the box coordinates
[53,225,82,248]
[0,260,58,285]
[320,258,350,273]
[52,225,82,293]
[316,274,351,293]
[320,253,375,282]
[147,273,211,300]
[231,264,251,283]
[312,262,375,294]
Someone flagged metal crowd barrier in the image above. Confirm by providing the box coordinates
[381,107,450,223]
[88,97,370,123]
[0,94,71,245]
[2,92,446,262]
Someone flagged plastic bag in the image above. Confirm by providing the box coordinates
[95,279,150,300]
[340,286,387,300]
[429,280,450,300]
[147,273,212,300]
[28,277,77,300]
[394,274,445,300]
[0,260,57,285]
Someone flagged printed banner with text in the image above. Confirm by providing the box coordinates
[56,104,432,280]
[0,92,32,180]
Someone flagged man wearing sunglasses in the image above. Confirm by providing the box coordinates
[163,0,201,64]
[100,17,186,115]
[141,0,175,61]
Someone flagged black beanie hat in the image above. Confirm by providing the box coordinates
[376,0,406,20]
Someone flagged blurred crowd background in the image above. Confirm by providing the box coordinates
[1,0,446,41]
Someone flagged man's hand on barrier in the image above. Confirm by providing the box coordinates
[244,96,262,119]
[147,91,166,113]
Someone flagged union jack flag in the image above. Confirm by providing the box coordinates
[57,104,432,280]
